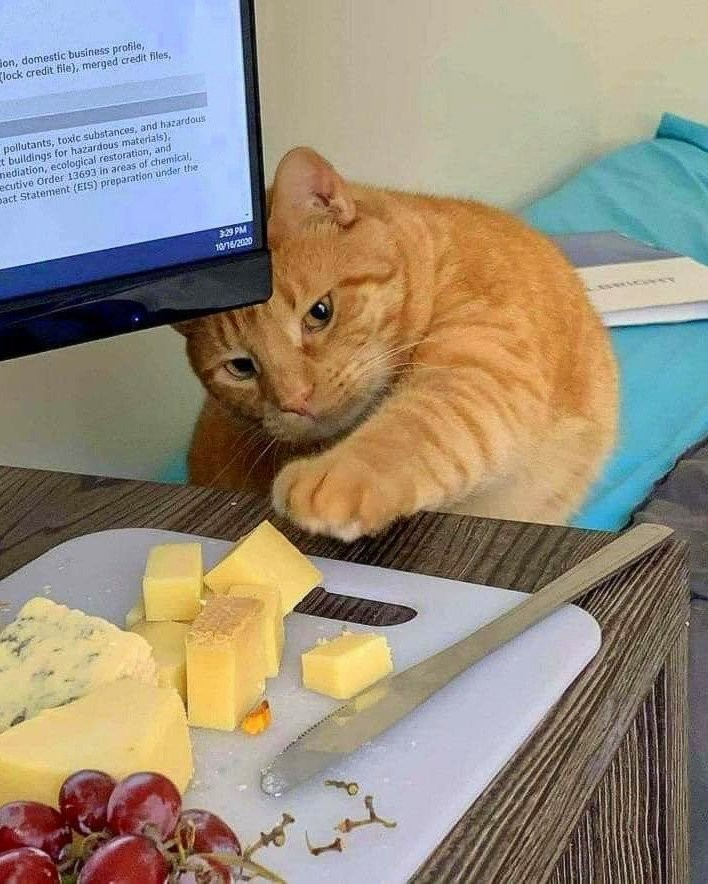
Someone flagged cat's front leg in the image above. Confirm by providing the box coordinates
[273,354,548,540]
[272,445,422,542]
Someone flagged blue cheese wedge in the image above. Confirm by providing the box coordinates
[0,597,157,733]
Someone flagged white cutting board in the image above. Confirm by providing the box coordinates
[0,529,601,883]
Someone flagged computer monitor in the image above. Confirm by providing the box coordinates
[0,0,270,361]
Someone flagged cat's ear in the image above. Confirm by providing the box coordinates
[268,148,357,243]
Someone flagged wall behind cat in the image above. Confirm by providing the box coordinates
[0,329,202,481]
[256,0,708,209]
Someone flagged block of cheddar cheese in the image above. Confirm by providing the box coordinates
[142,543,203,622]
[0,598,157,733]
[186,597,267,731]
[0,679,193,807]
[302,632,394,700]
[220,584,284,678]
[129,620,190,703]
[204,521,322,614]
[125,597,202,630]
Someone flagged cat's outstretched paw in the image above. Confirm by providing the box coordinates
[272,453,410,541]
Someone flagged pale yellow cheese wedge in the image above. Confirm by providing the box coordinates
[220,584,284,678]
[129,620,190,703]
[302,632,394,700]
[204,521,322,614]
[0,679,193,807]
[0,598,156,733]
[143,543,203,622]
[186,597,267,731]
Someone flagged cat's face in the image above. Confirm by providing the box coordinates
[179,149,406,445]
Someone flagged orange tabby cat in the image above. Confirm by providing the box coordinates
[178,148,617,540]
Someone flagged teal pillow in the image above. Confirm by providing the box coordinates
[160,453,188,485]
[523,113,708,530]
[524,113,708,263]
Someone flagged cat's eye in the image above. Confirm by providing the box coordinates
[303,294,333,332]
[225,356,257,380]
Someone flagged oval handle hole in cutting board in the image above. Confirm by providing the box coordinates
[295,587,418,626]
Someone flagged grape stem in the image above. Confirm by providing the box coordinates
[335,795,397,834]
[244,813,295,858]
[172,818,196,864]
[324,779,359,796]
[306,833,344,856]
[58,830,110,875]
[205,851,286,883]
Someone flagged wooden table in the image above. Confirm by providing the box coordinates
[0,466,689,883]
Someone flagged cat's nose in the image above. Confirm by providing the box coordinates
[278,385,315,418]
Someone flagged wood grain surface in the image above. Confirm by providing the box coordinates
[549,628,689,884]
[0,466,690,883]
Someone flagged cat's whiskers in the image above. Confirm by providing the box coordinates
[353,359,448,389]
[389,362,454,373]
[354,341,418,371]
[229,425,269,467]
[205,447,245,489]
[353,341,408,369]
[239,422,269,452]
[206,424,268,488]
[241,436,279,487]
[352,335,438,378]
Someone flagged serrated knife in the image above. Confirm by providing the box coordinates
[261,522,673,796]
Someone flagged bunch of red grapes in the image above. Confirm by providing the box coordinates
[0,771,242,883]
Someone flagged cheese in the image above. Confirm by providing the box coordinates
[204,521,322,614]
[129,620,190,703]
[125,597,201,630]
[124,598,146,629]
[186,597,267,731]
[0,598,157,733]
[0,679,192,807]
[220,584,284,678]
[301,632,393,700]
[142,543,203,622]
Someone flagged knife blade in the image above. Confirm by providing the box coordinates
[260,522,673,796]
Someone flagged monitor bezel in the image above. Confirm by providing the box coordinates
[0,0,271,360]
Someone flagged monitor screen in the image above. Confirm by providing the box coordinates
[0,0,270,360]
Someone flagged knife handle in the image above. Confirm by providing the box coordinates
[410,522,674,682]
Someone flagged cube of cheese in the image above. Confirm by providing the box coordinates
[186,597,267,731]
[220,585,284,678]
[0,679,193,807]
[129,621,190,703]
[204,521,322,614]
[302,632,394,700]
[143,543,203,622]
[0,598,157,733]
[125,597,201,630]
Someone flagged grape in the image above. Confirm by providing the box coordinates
[59,770,116,834]
[0,847,60,884]
[77,835,169,884]
[106,773,181,840]
[177,809,241,856]
[177,855,232,883]
[0,802,71,861]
